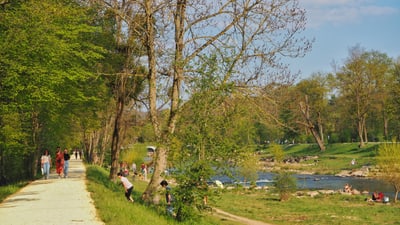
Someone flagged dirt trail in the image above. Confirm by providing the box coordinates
[213,208,273,225]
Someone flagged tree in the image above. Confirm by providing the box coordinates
[335,46,392,147]
[89,0,312,205]
[143,0,312,203]
[0,0,108,181]
[295,74,329,150]
[376,143,400,202]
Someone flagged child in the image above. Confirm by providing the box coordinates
[160,180,175,216]
[117,172,134,202]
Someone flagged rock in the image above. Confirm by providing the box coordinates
[308,191,319,197]
[319,190,335,195]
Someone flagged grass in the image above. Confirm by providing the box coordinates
[86,165,234,225]
[2,143,399,225]
[275,143,380,174]
[85,163,400,225]
[0,182,28,202]
[215,189,400,225]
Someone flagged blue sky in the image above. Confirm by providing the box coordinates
[288,0,400,79]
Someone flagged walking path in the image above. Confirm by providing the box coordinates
[213,208,272,225]
[0,158,103,225]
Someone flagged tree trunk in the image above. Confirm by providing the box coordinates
[299,96,325,151]
[31,111,41,179]
[109,97,124,181]
[383,116,389,141]
[363,123,368,144]
[142,146,167,204]
[357,117,365,148]
[317,112,324,143]
[142,0,163,203]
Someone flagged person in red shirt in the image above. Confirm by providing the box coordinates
[55,147,64,178]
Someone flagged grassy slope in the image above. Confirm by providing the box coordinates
[277,143,379,174]
[86,165,234,225]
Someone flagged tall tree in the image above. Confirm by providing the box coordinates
[143,0,312,202]
[335,46,392,148]
[93,0,312,203]
[295,74,329,150]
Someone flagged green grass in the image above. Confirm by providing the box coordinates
[3,143,398,225]
[273,143,380,174]
[84,143,400,225]
[0,182,28,202]
[214,189,400,225]
[86,165,233,225]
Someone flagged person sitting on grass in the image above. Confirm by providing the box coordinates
[344,183,352,193]
[371,191,384,202]
[117,172,134,203]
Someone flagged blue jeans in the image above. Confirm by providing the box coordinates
[43,162,50,179]
[63,160,69,177]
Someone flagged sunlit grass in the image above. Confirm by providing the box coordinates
[214,189,400,225]
[0,182,28,202]
[86,165,230,225]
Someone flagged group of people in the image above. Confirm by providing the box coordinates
[343,183,389,203]
[40,147,80,179]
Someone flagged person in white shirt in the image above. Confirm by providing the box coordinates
[117,172,134,202]
[40,150,51,179]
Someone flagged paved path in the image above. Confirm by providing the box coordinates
[0,158,103,225]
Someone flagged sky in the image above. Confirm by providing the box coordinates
[288,0,400,79]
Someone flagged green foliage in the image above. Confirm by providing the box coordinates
[171,160,217,221]
[269,143,285,163]
[273,171,297,201]
[376,143,400,201]
[237,152,259,187]
[120,144,149,166]
[0,0,110,181]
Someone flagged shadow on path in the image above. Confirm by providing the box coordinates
[0,159,103,225]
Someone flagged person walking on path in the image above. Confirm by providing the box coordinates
[117,172,134,202]
[40,149,51,179]
[63,148,71,178]
[55,147,64,178]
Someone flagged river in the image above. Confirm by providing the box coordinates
[213,172,399,201]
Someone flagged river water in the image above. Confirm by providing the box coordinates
[213,172,399,200]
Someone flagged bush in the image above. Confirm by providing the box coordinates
[269,144,285,163]
[273,171,297,201]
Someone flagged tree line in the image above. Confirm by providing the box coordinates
[1,0,399,218]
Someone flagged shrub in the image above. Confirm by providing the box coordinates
[273,171,297,201]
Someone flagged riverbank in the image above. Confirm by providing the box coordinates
[258,142,380,176]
